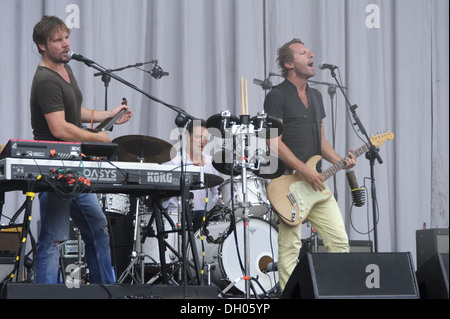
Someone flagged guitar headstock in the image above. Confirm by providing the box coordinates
[370,131,395,147]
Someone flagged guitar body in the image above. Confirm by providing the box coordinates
[267,155,332,226]
[267,131,394,226]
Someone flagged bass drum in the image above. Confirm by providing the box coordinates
[141,211,179,265]
[190,217,279,295]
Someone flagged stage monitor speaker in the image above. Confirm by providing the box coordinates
[416,228,449,270]
[2,283,219,299]
[307,239,373,253]
[416,253,449,299]
[282,252,420,299]
[0,257,15,283]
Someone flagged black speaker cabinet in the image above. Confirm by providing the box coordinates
[282,252,420,299]
[416,253,449,299]
[305,239,373,253]
[0,256,15,283]
[416,228,449,270]
[2,283,219,299]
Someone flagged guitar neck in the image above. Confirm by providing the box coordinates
[321,142,370,181]
[101,108,126,132]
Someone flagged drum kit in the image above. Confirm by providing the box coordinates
[96,110,285,298]
[205,110,285,298]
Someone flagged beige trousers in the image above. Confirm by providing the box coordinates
[277,182,349,291]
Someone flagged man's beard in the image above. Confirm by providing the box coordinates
[46,48,69,64]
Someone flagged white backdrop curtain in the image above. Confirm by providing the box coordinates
[0,0,448,268]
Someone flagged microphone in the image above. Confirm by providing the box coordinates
[253,78,273,90]
[318,62,338,71]
[253,72,279,90]
[67,51,94,65]
[150,64,169,79]
[267,262,278,273]
[346,171,365,207]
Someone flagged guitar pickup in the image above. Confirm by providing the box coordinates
[287,192,297,206]
[301,183,310,195]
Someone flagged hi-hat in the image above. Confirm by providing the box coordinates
[113,135,174,163]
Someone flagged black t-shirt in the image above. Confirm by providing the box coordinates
[264,79,326,171]
[30,64,83,141]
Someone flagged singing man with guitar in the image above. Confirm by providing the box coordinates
[263,39,356,292]
[30,16,132,284]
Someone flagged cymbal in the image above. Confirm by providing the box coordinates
[206,113,240,137]
[212,150,241,176]
[191,173,224,190]
[250,114,284,138]
[113,135,174,163]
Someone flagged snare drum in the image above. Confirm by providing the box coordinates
[219,177,270,218]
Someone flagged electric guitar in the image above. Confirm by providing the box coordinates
[86,98,127,133]
[267,131,394,226]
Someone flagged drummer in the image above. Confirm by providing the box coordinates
[162,119,222,232]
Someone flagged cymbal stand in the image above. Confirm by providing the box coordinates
[117,196,146,284]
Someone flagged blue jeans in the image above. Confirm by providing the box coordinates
[35,192,115,284]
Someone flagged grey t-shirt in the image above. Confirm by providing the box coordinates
[30,64,83,141]
[264,79,326,171]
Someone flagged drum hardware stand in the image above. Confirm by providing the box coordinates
[59,225,88,285]
[220,115,261,299]
[74,227,87,278]
[141,196,184,285]
[117,196,148,284]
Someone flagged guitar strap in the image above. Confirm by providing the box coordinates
[308,87,323,150]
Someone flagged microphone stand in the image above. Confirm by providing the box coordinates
[100,73,110,112]
[326,68,383,252]
[77,58,195,122]
[307,79,347,201]
[175,114,203,294]
[328,84,338,200]
[74,57,201,289]
[93,60,158,112]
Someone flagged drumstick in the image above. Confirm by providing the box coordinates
[240,77,245,115]
[245,79,248,115]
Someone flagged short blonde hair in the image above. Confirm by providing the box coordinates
[277,38,304,78]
